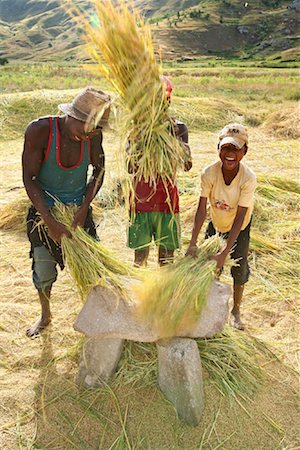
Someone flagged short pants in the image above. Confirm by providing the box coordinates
[128,212,180,251]
[32,245,58,293]
[27,205,98,292]
[205,219,252,285]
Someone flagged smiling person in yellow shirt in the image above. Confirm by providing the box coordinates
[186,123,256,330]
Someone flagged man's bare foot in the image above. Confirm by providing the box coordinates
[26,317,51,338]
[231,312,245,331]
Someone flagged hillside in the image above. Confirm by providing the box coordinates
[0,0,299,64]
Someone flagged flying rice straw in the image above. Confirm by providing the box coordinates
[133,235,235,338]
[67,0,186,209]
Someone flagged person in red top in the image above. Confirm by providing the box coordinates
[128,77,192,266]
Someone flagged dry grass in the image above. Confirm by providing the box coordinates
[0,195,29,232]
[263,106,300,140]
[0,63,299,448]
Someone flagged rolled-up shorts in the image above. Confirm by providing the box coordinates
[205,219,251,285]
[32,246,58,292]
[128,212,180,251]
[27,205,98,292]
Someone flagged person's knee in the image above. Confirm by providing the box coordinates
[32,246,57,292]
[231,259,250,285]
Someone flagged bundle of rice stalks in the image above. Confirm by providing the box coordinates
[69,0,186,186]
[197,327,272,398]
[51,202,140,299]
[256,184,297,206]
[133,235,233,338]
[253,175,300,232]
[0,91,75,141]
[0,196,29,232]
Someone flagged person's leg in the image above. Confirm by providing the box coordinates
[230,222,251,330]
[154,213,180,266]
[26,290,52,337]
[128,212,152,267]
[158,248,174,266]
[134,247,150,267]
[84,206,99,240]
[232,284,245,330]
[26,246,57,337]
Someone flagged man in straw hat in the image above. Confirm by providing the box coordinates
[22,88,111,337]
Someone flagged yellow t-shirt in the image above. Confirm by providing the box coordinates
[200,161,256,233]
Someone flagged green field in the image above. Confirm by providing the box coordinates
[0,64,299,449]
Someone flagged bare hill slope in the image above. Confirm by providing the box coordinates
[0,0,299,64]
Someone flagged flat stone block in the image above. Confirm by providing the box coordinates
[157,338,204,426]
[75,337,124,389]
[178,281,231,338]
[74,281,231,341]
[74,286,157,341]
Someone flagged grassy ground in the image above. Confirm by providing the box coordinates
[0,65,299,449]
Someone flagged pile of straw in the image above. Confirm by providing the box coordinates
[96,177,125,209]
[263,106,300,140]
[70,0,186,186]
[115,327,271,399]
[51,202,139,299]
[257,174,300,195]
[0,196,29,232]
[197,327,270,398]
[133,235,233,338]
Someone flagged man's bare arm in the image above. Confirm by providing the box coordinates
[175,122,192,171]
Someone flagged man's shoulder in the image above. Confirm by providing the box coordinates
[203,161,220,176]
[240,162,256,182]
[24,117,53,153]
[25,116,51,137]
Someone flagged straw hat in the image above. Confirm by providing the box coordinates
[58,88,111,129]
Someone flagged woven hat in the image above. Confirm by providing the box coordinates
[58,88,111,129]
[219,123,248,149]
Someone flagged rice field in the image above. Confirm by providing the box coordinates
[0,64,299,449]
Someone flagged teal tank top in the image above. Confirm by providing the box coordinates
[38,117,90,207]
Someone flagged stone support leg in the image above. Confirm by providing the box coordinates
[75,337,124,389]
[157,337,204,426]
